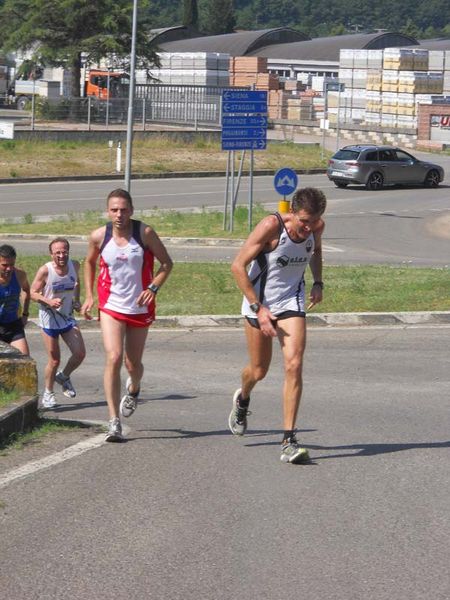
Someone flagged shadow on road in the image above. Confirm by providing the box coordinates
[308,439,450,460]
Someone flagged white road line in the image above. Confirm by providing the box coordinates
[323,244,344,253]
[0,433,106,489]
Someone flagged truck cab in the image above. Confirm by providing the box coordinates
[84,70,129,99]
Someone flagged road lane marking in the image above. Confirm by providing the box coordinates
[0,432,106,489]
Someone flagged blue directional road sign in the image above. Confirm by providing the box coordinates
[222,101,267,114]
[222,115,268,128]
[222,90,267,102]
[274,168,298,196]
[221,90,268,151]
[222,127,266,139]
[222,139,267,150]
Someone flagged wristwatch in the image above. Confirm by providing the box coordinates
[313,281,324,289]
[249,302,261,314]
[147,283,159,294]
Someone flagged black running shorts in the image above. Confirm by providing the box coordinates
[0,318,26,344]
[245,309,306,330]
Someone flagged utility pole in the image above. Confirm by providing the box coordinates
[124,0,138,192]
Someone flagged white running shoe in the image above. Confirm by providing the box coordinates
[119,377,140,418]
[42,390,58,409]
[55,371,76,398]
[105,417,123,442]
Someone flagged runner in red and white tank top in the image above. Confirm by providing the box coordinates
[82,189,173,442]
[98,219,155,325]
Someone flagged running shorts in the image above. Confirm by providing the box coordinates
[0,318,26,344]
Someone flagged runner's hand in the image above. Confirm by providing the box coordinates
[136,288,155,306]
[81,299,94,320]
[307,285,323,310]
[258,306,278,337]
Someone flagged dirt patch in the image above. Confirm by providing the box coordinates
[426,212,450,239]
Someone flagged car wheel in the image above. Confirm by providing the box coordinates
[366,172,384,190]
[334,181,348,188]
[424,169,440,188]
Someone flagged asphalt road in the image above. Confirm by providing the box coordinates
[2,173,450,266]
[1,325,450,599]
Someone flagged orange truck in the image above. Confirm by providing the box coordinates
[84,70,129,99]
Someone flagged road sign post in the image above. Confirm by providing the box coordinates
[274,167,298,212]
[221,89,268,231]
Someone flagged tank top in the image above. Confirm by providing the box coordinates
[0,271,21,324]
[38,260,77,330]
[242,213,315,317]
[98,220,155,315]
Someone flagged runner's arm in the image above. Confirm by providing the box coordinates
[136,226,173,306]
[307,221,325,310]
[231,215,279,337]
[16,268,31,322]
[30,265,61,309]
[81,230,102,317]
[72,260,81,312]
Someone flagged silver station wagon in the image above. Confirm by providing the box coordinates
[327,145,445,190]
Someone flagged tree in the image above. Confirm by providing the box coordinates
[0,0,159,97]
[183,0,199,28]
[201,0,236,35]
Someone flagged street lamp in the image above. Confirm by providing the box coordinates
[124,0,138,192]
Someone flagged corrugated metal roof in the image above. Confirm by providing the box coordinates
[418,39,450,50]
[248,33,418,61]
[159,28,309,56]
[148,26,203,45]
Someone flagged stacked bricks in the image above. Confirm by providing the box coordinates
[337,48,449,131]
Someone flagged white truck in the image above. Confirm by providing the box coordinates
[10,79,61,110]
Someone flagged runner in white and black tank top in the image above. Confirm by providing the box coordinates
[242,212,315,319]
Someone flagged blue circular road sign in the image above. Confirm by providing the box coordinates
[274,168,298,196]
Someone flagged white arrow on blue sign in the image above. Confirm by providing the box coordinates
[274,168,298,196]
[222,115,268,128]
[222,127,266,139]
[222,101,267,114]
[222,139,267,150]
[222,90,267,102]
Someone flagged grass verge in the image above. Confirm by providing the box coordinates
[12,256,450,315]
[0,137,327,179]
[0,418,89,455]
[0,205,270,238]
[0,389,20,409]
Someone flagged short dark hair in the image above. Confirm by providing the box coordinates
[49,237,70,253]
[107,188,133,208]
[291,187,327,216]
[0,244,17,259]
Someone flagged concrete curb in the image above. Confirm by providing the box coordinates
[0,232,244,246]
[0,395,39,442]
[0,168,325,186]
[21,311,450,330]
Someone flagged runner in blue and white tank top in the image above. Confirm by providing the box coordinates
[31,238,86,409]
[230,187,327,464]
[0,244,31,355]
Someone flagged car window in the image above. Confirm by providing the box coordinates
[379,150,396,161]
[365,151,378,161]
[394,150,414,162]
[333,150,360,161]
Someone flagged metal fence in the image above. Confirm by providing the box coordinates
[24,84,243,130]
